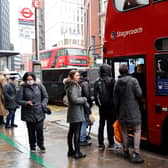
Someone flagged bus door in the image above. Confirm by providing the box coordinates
[106,56,147,137]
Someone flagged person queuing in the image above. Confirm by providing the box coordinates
[64,70,89,159]
[0,75,8,125]
[79,71,92,146]
[132,64,146,130]
[94,64,116,150]
[113,64,144,164]
[4,76,19,128]
[17,72,48,153]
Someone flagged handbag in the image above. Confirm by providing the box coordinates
[113,120,122,143]
[89,113,95,125]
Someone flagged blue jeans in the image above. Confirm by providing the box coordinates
[80,121,88,142]
[6,109,16,126]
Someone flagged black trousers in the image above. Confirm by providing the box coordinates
[68,122,82,153]
[0,116,4,124]
[98,107,115,146]
[26,120,44,149]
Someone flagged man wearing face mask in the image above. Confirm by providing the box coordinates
[17,72,48,153]
[4,76,19,128]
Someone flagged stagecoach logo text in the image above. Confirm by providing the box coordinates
[111,27,143,40]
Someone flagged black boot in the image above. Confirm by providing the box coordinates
[74,151,86,159]
[67,149,75,157]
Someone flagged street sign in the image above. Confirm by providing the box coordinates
[32,0,41,9]
[20,8,33,19]
[18,7,35,39]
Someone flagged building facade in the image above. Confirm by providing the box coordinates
[84,0,107,66]
[0,0,10,50]
[45,0,84,48]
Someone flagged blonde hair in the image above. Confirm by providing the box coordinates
[0,74,7,87]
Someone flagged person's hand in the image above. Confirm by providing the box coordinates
[83,97,87,102]
[26,101,33,106]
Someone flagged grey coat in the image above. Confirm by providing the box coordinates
[113,75,142,126]
[17,83,48,122]
[65,79,87,123]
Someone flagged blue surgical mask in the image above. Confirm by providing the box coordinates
[27,80,34,85]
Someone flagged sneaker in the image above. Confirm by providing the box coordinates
[130,152,144,164]
[30,147,36,153]
[123,150,130,159]
[80,141,92,146]
[39,146,46,153]
[5,125,12,129]
[11,124,18,127]
[98,144,105,151]
[108,144,121,151]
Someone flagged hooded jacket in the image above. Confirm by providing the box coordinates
[113,74,142,126]
[64,79,87,123]
[94,64,115,108]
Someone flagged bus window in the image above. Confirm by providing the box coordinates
[155,38,168,51]
[40,51,52,59]
[155,54,168,95]
[66,48,87,56]
[60,49,66,56]
[153,0,165,3]
[114,0,149,11]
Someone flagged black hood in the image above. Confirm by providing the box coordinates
[100,64,112,78]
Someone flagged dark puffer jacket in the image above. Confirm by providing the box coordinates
[94,64,115,108]
[17,83,48,122]
[3,82,19,110]
[113,74,142,126]
[79,77,92,107]
[64,79,87,123]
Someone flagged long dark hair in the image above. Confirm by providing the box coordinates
[68,70,79,80]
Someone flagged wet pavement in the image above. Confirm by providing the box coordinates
[0,105,168,168]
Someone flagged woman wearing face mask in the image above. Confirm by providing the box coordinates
[64,70,89,159]
[17,72,48,152]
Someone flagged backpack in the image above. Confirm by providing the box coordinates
[94,77,114,107]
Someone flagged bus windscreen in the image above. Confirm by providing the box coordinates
[66,48,87,56]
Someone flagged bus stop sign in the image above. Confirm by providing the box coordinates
[32,0,41,9]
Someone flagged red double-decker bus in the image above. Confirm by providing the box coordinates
[30,45,89,70]
[103,0,168,150]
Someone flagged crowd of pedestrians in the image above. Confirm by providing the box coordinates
[0,73,19,128]
[65,64,144,164]
[0,63,145,164]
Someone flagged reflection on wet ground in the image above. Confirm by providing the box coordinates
[0,106,168,168]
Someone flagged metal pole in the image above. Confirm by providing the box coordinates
[35,8,39,60]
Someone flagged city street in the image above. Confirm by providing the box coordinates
[0,105,168,168]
